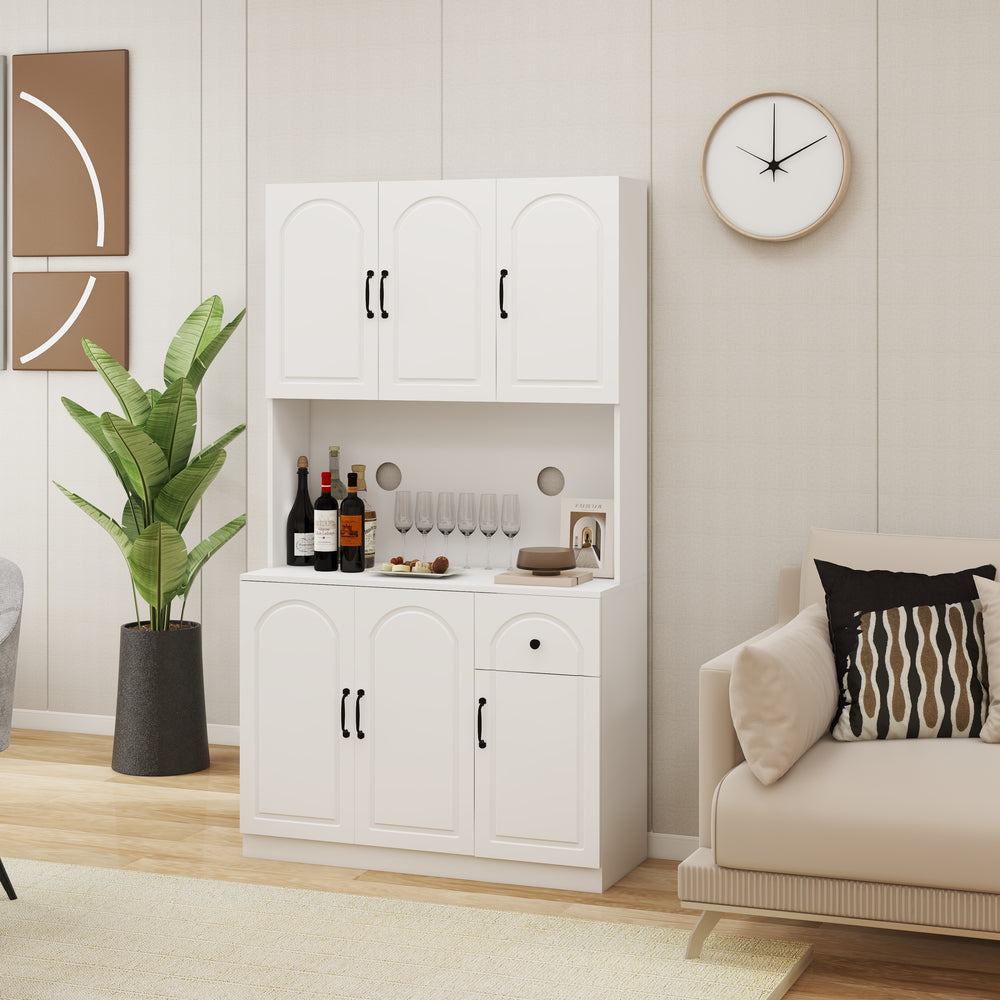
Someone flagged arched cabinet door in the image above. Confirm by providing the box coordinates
[240,582,356,841]
[378,180,496,401]
[353,588,475,854]
[496,177,622,403]
[265,183,379,399]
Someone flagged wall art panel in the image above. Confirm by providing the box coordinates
[12,48,128,256]
[13,271,128,370]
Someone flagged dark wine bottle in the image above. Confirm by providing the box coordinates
[339,471,365,573]
[313,471,339,572]
[285,455,314,566]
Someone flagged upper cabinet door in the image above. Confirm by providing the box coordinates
[497,178,621,403]
[378,180,496,401]
[266,183,379,399]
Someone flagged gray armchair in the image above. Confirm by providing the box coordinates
[0,556,23,900]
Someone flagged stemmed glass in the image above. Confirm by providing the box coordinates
[393,490,413,560]
[479,493,499,571]
[436,492,457,556]
[457,493,478,569]
[415,491,434,560]
[501,494,521,570]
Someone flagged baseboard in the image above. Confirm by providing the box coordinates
[12,708,240,747]
[647,831,698,862]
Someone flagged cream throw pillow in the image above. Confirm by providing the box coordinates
[730,603,839,785]
[973,576,1000,742]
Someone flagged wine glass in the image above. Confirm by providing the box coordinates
[501,493,521,570]
[415,491,434,560]
[393,490,413,560]
[479,493,499,571]
[436,492,457,556]
[457,492,478,569]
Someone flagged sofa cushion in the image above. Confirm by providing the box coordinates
[713,735,1000,893]
[830,599,989,741]
[730,603,838,784]
[815,560,994,738]
[973,575,1000,743]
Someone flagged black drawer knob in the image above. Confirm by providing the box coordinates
[529,638,541,650]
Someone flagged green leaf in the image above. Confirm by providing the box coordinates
[61,397,131,491]
[121,495,145,541]
[187,308,246,392]
[127,522,188,611]
[163,296,223,386]
[145,388,162,410]
[82,339,150,426]
[100,413,170,516]
[53,483,132,559]
[183,514,247,594]
[144,378,198,477]
[153,447,227,534]
[189,423,245,466]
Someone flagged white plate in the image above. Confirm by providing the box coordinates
[376,568,462,579]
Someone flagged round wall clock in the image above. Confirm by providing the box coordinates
[702,92,851,242]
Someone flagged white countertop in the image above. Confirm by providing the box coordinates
[241,564,619,598]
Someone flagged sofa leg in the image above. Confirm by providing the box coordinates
[685,910,721,959]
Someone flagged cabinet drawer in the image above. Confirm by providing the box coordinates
[475,595,599,676]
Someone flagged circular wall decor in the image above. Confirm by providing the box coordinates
[702,92,851,242]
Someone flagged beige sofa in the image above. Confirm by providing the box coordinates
[678,527,1000,957]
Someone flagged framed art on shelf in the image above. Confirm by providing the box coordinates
[560,498,613,579]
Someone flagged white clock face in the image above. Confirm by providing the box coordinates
[702,92,850,241]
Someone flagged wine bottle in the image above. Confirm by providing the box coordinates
[286,456,314,566]
[313,472,339,572]
[352,464,377,569]
[339,471,365,573]
[328,445,349,504]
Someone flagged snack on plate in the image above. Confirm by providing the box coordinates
[391,563,411,572]
[413,560,433,573]
[432,556,449,574]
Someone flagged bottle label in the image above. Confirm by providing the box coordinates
[340,515,364,548]
[293,532,315,556]
[314,511,338,552]
[364,517,376,558]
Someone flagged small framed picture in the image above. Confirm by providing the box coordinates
[560,498,613,579]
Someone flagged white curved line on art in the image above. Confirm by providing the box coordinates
[19,275,97,365]
[19,90,106,248]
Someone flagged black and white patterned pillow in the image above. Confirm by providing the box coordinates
[832,599,990,740]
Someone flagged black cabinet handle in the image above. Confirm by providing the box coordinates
[340,687,351,738]
[364,270,375,319]
[379,269,389,319]
[529,638,541,650]
[477,696,487,749]
[499,269,509,319]
[356,689,366,739]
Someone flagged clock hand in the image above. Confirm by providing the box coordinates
[771,103,776,163]
[737,145,770,166]
[776,134,827,165]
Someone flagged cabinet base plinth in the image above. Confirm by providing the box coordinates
[242,834,627,893]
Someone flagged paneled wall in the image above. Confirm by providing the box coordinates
[4,0,1000,843]
[0,1,246,738]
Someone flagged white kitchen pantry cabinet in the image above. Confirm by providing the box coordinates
[265,177,636,403]
[244,174,647,893]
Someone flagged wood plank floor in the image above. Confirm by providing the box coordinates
[1,730,998,998]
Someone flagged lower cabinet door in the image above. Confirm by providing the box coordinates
[354,589,475,854]
[240,582,356,842]
[474,669,599,867]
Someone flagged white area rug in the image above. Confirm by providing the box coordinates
[0,859,812,1000]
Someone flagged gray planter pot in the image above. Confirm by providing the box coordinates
[112,621,210,776]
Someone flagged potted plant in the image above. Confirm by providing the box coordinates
[54,295,246,776]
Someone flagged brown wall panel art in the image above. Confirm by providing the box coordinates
[13,49,128,257]
[13,272,128,371]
